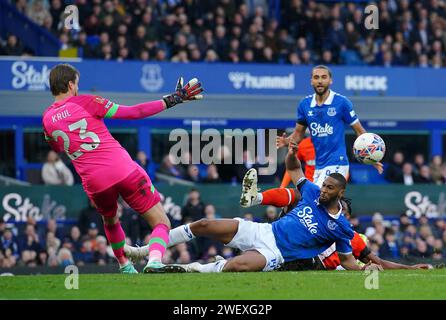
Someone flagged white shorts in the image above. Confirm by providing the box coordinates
[313,165,349,188]
[226,218,284,271]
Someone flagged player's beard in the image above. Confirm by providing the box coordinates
[313,85,329,96]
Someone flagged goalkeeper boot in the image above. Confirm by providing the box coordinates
[240,168,259,208]
[143,261,186,273]
[119,261,138,274]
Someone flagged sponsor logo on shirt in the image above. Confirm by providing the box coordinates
[296,206,318,234]
[94,96,106,105]
[310,122,334,137]
[327,220,338,230]
[327,108,336,117]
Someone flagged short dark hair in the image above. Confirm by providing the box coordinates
[328,172,347,189]
[312,65,332,78]
[340,197,352,216]
[49,64,79,96]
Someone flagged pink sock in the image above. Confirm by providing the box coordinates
[104,222,127,265]
[148,223,170,263]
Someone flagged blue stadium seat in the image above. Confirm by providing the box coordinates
[340,50,364,66]
[148,162,160,179]
[349,163,389,184]
[86,35,100,47]
[197,163,208,179]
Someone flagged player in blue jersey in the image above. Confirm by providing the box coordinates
[276,65,383,187]
[126,142,379,272]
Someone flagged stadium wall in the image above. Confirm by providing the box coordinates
[1,184,444,222]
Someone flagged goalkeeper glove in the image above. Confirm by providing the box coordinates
[163,77,204,109]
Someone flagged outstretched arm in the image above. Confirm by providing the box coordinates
[361,252,433,270]
[285,140,305,185]
[108,77,204,120]
[276,123,306,149]
[339,252,383,271]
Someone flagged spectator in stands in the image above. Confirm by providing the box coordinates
[42,218,64,242]
[26,0,51,27]
[204,204,221,220]
[399,213,412,233]
[429,155,445,184]
[0,35,24,56]
[158,154,186,179]
[181,189,205,223]
[1,228,19,261]
[45,231,61,254]
[1,248,17,268]
[49,0,64,31]
[78,199,105,236]
[78,238,95,264]
[19,224,42,267]
[37,249,48,266]
[185,164,201,183]
[411,238,432,258]
[41,150,74,186]
[120,202,150,246]
[262,206,278,223]
[135,150,150,173]
[385,151,404,183]
[82,223,99,251]
[379,228,400,259]
[432,218,445,239]
[202,164,221,183]
[401,162,418,186]
[0,217,5,238]
[235,150,255,182]
[349,214,366,235]
[57,247,74,267]
[63,226,83,262]
[93,235,112,265]
[413,153,426,174]
[417,165,433,183]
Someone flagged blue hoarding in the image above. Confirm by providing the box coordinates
[1,57,446,97]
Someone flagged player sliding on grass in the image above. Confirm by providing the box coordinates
[127,141,382,272]
[240,169,433,271]
[42,64,203,274]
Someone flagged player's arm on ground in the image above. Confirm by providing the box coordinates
[360,251,432,270]
[285,140,305,185]
[93,77,203,120]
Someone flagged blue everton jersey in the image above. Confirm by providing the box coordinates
[271,180,354,262]
[296,90,359,169]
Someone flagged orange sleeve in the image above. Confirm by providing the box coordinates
[351,232,367,259]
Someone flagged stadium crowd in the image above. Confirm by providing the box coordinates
[384,151,446,185]
[1,186,445,269]
[2,0,446,67]
[38,147,446,187]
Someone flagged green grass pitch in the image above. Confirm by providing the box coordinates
[1,270,446,300]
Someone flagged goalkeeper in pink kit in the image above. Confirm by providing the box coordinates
[42,64,203,274]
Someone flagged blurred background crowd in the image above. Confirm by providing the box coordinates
[2,0,446,67]
[1,185,445,269]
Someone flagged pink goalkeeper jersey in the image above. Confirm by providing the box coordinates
[42,94,138,195]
